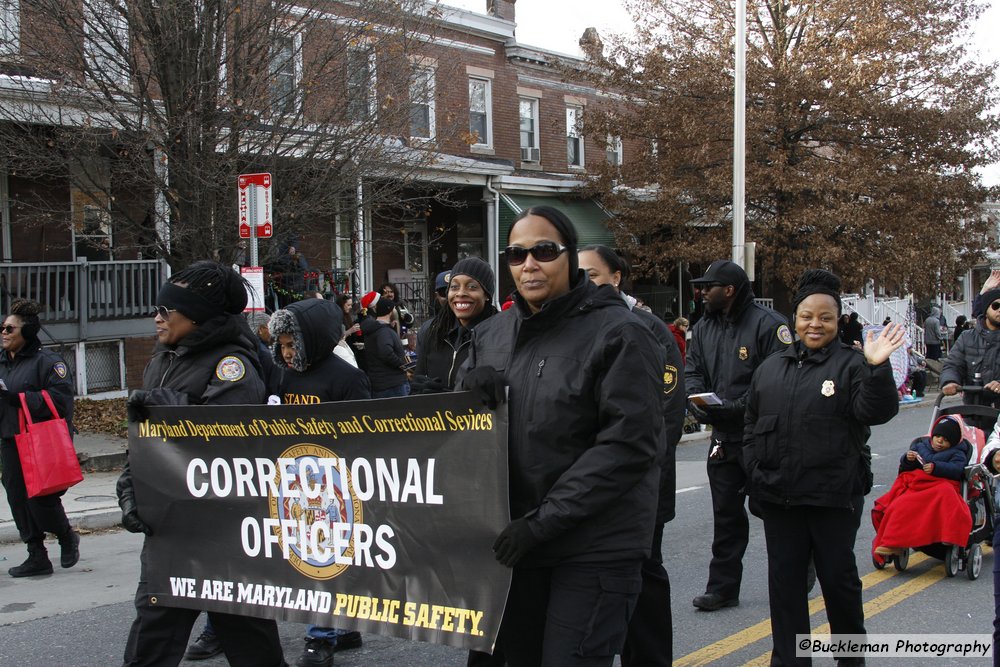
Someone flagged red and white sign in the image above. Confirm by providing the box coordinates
[238,172,273,239]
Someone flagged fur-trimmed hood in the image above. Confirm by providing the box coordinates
[268,299,343,372]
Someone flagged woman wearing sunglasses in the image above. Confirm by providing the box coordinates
[0,298,79,578]
[116,261,285,667]
[460,206,663,667]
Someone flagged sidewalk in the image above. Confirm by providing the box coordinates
[0,390,944,544]
[0,432,128,544]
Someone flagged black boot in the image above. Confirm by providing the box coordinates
[58,529,80,569]
[8,542,53,578]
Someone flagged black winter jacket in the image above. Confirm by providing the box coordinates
[464,277,663,566]
[361,319,407,392]
[941,318,1000,401]
[269,298,371,403]
[414,308,495,390]
[685,284,791,442]
[630,304,686,524]
[0,339,74,440]
[744,341,899,509]
[899,435,971,481]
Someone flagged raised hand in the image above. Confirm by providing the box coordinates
[863,322,905,366]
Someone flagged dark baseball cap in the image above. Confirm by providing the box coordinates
[434,270,451,291]
[690,260,747,286]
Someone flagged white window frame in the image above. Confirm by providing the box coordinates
[347,46,377,123]
[468,77,492,148]
[409,65,436,140]
[566,105,584,168]
[1,0,19,56]
[270,30,303,116]
[84,0,129,85]
[606,135,623,166]
[519,97,539,163]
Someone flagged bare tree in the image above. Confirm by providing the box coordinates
[0,0,465,268]
[580,0,1000,297]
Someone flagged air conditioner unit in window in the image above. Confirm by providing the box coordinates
[520,147,540,162]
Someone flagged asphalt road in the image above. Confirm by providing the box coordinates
[0,399,993,666]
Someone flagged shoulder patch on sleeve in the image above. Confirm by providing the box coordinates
[53,361,68,378]
[216,356,246,382]
[663,364,679,395]
[777,324,793,345]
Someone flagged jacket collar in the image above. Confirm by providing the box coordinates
[781,339,839,364]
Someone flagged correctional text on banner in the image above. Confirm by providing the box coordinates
[128,392,510,652]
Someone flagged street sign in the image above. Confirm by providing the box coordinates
[238,172,272,239]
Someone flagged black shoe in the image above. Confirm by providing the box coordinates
[296,637,334,667]
[8,545,53,578]
[334,631,362,652]
[59,530,80,569]
[184,630,223,661]
[692,593,739,611]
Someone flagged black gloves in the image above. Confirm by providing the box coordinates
[0,388,20,407]
[461,366,506,410]
[688,401,711,424]
[690,397,745,425]
[116,463,152,535]
[127,388,189,422]
[409,375,447,395]
[492,518,538,568]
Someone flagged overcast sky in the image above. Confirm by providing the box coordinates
[441,0,1000,186]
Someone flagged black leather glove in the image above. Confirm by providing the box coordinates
[461,366,506,410]
[688,400,712,424]
[701,397,746,423]
[116,463,152,535]
[127,388,189,422]
[0,388,20,407]
[492,518,538,568]
[410,375,446,395]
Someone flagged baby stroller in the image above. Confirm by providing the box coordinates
[870,387,998,580]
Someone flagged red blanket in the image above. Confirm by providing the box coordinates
[871,470,971,551]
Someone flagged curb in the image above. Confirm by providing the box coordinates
[0,509,122,545]
[78,451,128,472]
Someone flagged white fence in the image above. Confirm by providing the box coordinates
[841,294,922,351]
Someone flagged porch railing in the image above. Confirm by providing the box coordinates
[0,259,168,323]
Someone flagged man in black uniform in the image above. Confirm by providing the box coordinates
[685,260,791,611]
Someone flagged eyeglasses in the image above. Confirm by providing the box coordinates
[991,301,1000,312]
[152,306,178,320]
[700,283,723,290]
[504,241,568,266]
[1,325,19,334]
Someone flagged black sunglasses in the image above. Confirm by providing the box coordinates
[504,241,568,266]
[1,325,19,334]
[152,306,179,319]
[991,301,1000,312]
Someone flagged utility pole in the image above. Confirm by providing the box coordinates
[732,0,746,270]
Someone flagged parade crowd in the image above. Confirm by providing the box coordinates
[4,207,1000,667]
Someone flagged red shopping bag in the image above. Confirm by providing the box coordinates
[15,391,82,498]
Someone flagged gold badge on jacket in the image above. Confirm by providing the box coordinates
[663,364,678,395]
[739,346,748,360]
[821,379,835,397]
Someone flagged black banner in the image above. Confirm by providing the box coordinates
[129,392,510,652]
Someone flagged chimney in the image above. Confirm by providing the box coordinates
[486,0,516,22]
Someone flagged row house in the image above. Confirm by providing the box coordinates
[0,0,636,395]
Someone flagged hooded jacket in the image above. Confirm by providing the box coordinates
[899,435,971,481]
[462,276,663,566]
[0,339,74,440]
[361,317,407,392]
[685,277,791,442]
[924,307,943,346]
[269,299,370,403]
[941,316,1000,392]
[744,341,899,509]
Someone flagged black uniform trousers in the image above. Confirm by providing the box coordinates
[469,559,642,667]
[123,541,285,667]
[705,439,749,599]
[0,438,71,545]
[621,522,672,667]
[759,499,866,667]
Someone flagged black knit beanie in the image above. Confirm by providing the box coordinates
[932,418,961,447]
[157,261,249,324]
[792,269,842,316]
[450,257,495,300]
[982,289,1000,314]
[374,297,396,318]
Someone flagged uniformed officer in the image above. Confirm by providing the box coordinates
[685,260,791,611]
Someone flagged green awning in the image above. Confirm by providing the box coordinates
[499,194,615,248]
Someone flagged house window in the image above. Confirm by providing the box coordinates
[270,32,302,116]
[409,66,435,139]
[519,97,539,162]
[566,105,584,167]
[347,47,376,123]
[332,210,353,270]
[85,0,129,85]
[1,0,19,56]
[606,135,623,166]
[468,77,492,147]
[75,205,113,261]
